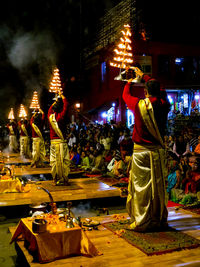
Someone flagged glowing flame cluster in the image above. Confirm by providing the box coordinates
[110,24,133,69]
[8,108,15,120]
[30,91,40,110]
[19,104,27,118]
[49,68,62,94]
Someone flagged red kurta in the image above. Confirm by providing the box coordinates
[48,98,68,140]
[18,121,31,137]
[122,76,170,145]
[30,113,45,138]
[7,122,18,136]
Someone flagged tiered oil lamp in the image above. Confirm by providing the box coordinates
[30,91,40,113]
[8,108,15,120]
[49,67,63,100]
[110,24,140,83]
[19,104,27,119]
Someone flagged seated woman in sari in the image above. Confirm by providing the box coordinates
[167,154,181,197]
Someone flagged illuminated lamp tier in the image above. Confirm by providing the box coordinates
[110,24,133,70]
[49,67,63,98]
[30,91,40,110]
[19,104,27,118]
[8,108,15,120]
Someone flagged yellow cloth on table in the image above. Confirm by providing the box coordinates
[0,178,30,193]
[10,217,101,263]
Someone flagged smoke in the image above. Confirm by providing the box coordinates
[0,24,60,120]
[7,30,59,93]
[71,201,93,217]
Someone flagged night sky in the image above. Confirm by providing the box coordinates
[0,0,121,124]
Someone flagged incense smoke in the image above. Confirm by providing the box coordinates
[7,31,58,94]
[0,25,60,119]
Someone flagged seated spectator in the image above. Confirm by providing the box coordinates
[71,148,81,167]
[182,158,200,194]
[68,133,76,149]
[80,151,90,171]
[100,134,111,153]
[106,151,126,178]
[167,154,182,196]
[179,155,190,180]
[90,149,105,174]
[88,150,95,167]
[119,132,133,160]
[172,135,191,158]
[104,149,113,167]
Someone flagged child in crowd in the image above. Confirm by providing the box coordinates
[79,151,90,171]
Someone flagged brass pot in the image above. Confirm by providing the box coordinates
[32,219,47,233]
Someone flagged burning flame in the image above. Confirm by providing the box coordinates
[49,67,63,94]
[30,91,40,110]
[110,24,134,69]
[19,104,27,118]
[8,108,15,120]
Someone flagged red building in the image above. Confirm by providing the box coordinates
[78,0,200,127]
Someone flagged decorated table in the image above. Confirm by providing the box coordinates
[10,214,100,263]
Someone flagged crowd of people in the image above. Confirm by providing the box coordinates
[2,66,200,232]
[164,128,200,204]
[5,106,134,181]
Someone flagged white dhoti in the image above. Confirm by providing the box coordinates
[32,137,46,167]
[9,135,18,152]
[20,136,31,158]
[126,144,168,232]
[50,139,70,184]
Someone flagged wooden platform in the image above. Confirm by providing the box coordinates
[9,207,200,267]
[2,153,31,165]
[0,152,123,207]
[0,178,121,207]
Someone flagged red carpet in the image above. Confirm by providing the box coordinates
[167,201,183,207]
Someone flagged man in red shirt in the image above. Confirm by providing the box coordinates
[18,118,31,158]
[30,109,46,168]
[48,93,70,185]
[123,67,170,232]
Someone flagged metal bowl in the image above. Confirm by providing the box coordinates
[32,218,47,233]
[29,203,47,213]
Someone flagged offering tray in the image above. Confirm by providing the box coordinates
[82,218,100,227]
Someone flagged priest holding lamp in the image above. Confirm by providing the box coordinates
[29,91,46,167]
[30,109,46,168]
[48,92,70,185]
[123,66,170,232]
[18,104,31,159]
[7,108,18,153]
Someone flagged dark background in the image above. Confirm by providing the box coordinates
[0,0,200,123]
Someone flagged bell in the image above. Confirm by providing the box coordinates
[66,215,74,228]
